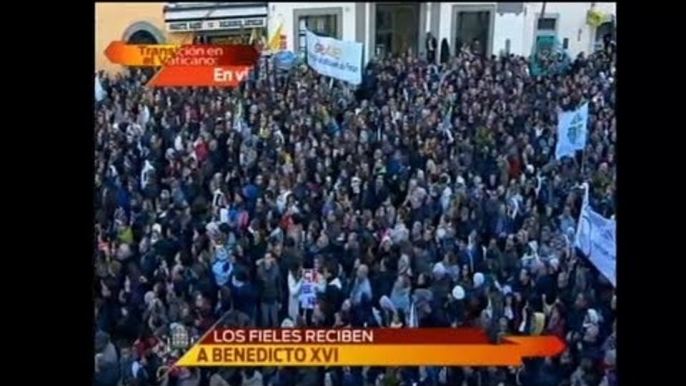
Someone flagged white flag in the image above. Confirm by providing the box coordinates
[408,301,419,328]
[233,103,244,132]
[139,105,150,127]
[95,75,106,102]
[141,160,155,189]
[555,102,589,159]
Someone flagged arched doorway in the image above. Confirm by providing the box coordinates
[127,30,157,79]
[122,22,166,80]
[595,21,616,51]
[128,29,157,45]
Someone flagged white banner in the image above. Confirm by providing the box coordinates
[575,184,616,286]
[306,30,362,85]
[556,102,589,159]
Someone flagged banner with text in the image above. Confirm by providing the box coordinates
[103,42,259,87]
[175,328,564,367]
[575,184,616,286]
[306,31,362,85]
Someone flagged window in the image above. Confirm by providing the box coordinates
[298,14,338,53]
[455,10,491,56]
[537,17,557,32]
[375,4,419,56]
[207,34,248,45]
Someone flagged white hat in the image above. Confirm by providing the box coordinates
[585,309,600,326]
[144,291,156,306]
[452,285,465,300]
[433,262,447,277]
[502,285,513,296]
[205,222,219,235]
[281,318,295,328]
[473,272,485,288]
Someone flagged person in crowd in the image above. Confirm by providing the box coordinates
[426,32,438,64]
[257,253,282,327]
[286,264,303,321]
[94,38,616,386]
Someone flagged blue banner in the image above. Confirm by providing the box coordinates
[274,50,298,71]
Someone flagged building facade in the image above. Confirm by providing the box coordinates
[96,2,616,73]
[96,2,168,74]
[271,2,616,61]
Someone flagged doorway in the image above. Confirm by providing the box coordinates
[594,21,616,51]
[127,29,158,79]
[375,4,420,57]
[454,10,491,57]
[297,13,340,54]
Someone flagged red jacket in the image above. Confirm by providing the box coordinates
[133,336,159,358]
[508,154,522,179]
[194,142,209,163]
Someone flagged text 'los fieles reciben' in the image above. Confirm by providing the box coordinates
[211,329,375,344]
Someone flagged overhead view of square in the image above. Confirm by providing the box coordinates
[94,2,616,385]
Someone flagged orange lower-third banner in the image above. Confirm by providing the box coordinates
[176,337,564,367]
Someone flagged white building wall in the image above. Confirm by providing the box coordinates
[437,3,450,51]
[493,12,526,56]
[437,3,457,50]
[267,2,615,59]
[523,2,616,57]
[268,2,357,52]
[365,2,372,61]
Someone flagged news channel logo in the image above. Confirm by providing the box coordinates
[314,42,342,59]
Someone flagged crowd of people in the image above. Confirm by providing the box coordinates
[94,36,616,386]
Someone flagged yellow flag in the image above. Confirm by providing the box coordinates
[268,23,283,51]
[586,9,605,27]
